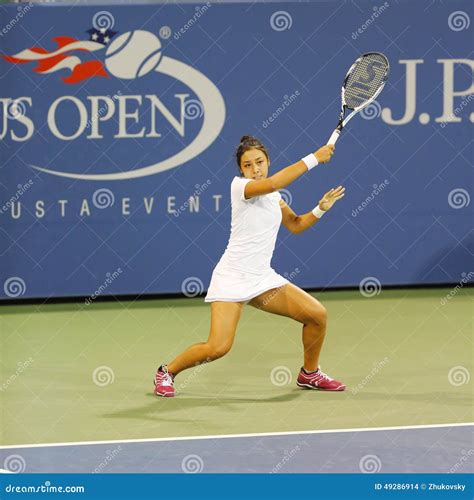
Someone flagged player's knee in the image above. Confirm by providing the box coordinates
[207,342,232,360]
[307,305,327,328]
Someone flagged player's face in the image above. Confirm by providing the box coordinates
[239,149,269,180]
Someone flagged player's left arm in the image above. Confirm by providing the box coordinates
[280,186,345,234]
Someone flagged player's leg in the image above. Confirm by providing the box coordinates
[168,301,244,374]
[154,301,244,396]
[249,283,327,371]
[249,283,345,390]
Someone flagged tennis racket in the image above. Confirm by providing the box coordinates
[327,52,390,145]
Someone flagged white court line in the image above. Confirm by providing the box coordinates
[1,423,472,450]
[0,422,472,450]
[0,469,14,473]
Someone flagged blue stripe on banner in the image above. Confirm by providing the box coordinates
[0,474,472,499]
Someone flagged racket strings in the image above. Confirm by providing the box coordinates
[344,53,388,109]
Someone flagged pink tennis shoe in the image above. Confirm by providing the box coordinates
[154,365,175,397]
[297,367,346,391]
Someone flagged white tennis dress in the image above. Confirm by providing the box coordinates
[205,176,289,302]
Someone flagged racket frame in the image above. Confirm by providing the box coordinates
[327,52,389,145]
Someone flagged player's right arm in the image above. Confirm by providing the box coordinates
[243,145,334,200]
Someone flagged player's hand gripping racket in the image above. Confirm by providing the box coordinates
[327,52,390,145]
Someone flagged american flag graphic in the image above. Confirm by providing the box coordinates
[2,27,118,84]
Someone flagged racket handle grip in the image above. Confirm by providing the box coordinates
[327,129,341,146]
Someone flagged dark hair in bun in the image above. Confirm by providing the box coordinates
[235,135,269,175]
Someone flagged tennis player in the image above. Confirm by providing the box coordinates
[155,135,346,397]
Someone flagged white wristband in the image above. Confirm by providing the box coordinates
[301,153,318,171]
[312,204,326,219]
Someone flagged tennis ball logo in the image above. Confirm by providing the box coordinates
[105,31,163,79]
